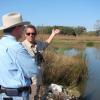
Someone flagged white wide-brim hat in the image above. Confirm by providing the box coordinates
[0,12,30,30]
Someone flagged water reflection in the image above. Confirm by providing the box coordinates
[64,47,100,100]
[64,48,79,56]
[83,47,100,100]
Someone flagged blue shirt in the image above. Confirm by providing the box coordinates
[0,35,38,88]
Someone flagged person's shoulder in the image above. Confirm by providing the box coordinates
[22,40,26,45]
[35,40,44,45]
[35,40,42,43]
[35,40,48,50]
[0,35,19,47]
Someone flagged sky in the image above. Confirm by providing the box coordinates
[0,0,100,31]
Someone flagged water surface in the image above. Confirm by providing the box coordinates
[83,47,100,100]
[64,47,100,100]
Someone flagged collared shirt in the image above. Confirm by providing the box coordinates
[0,35,38,88]
[22,40,37,57]
[22,39,48,66]
[22,39,48,58]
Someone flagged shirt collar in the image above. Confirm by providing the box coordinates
[24,39,33,48]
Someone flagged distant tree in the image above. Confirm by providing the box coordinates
[54,26,76,36]
[94,20,100,36]
[74,26,86,35]
[37,26,52,34]
[37,25,86,36]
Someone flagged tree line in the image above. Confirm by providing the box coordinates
[37,26,87,36]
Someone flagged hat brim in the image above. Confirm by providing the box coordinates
[0,21,30,30]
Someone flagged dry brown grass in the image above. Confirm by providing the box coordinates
[37,34,100,50]
[42,50,87,87]
[38,34,100,41]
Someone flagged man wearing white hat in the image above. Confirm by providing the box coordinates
[0,12,38,100]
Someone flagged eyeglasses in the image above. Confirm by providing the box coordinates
[26,32,36,36]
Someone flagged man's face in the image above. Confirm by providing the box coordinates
[25,27,36,43]
[12,25,24,40]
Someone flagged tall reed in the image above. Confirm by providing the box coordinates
[42,50,87,87]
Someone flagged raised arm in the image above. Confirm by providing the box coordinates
[45,28,60,44]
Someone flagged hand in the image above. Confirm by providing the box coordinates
[46,28,60,44]
[52,29,60,35]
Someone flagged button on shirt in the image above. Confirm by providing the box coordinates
[0,35,38,88]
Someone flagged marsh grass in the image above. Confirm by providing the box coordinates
[42,50,87,89]
[86,41,94,47]
[37,34,100,50]
[37,34,91,93]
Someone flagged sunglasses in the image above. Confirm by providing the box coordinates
[26,32,36,36]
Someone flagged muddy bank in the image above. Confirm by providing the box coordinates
[30,84,81,100]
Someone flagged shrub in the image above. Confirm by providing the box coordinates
[86,41,94,47]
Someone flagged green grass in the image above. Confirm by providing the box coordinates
[48,36,100,50]
[86,41,94,47]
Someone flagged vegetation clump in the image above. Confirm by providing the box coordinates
[42,50,87,88]
[86,41,94,47]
